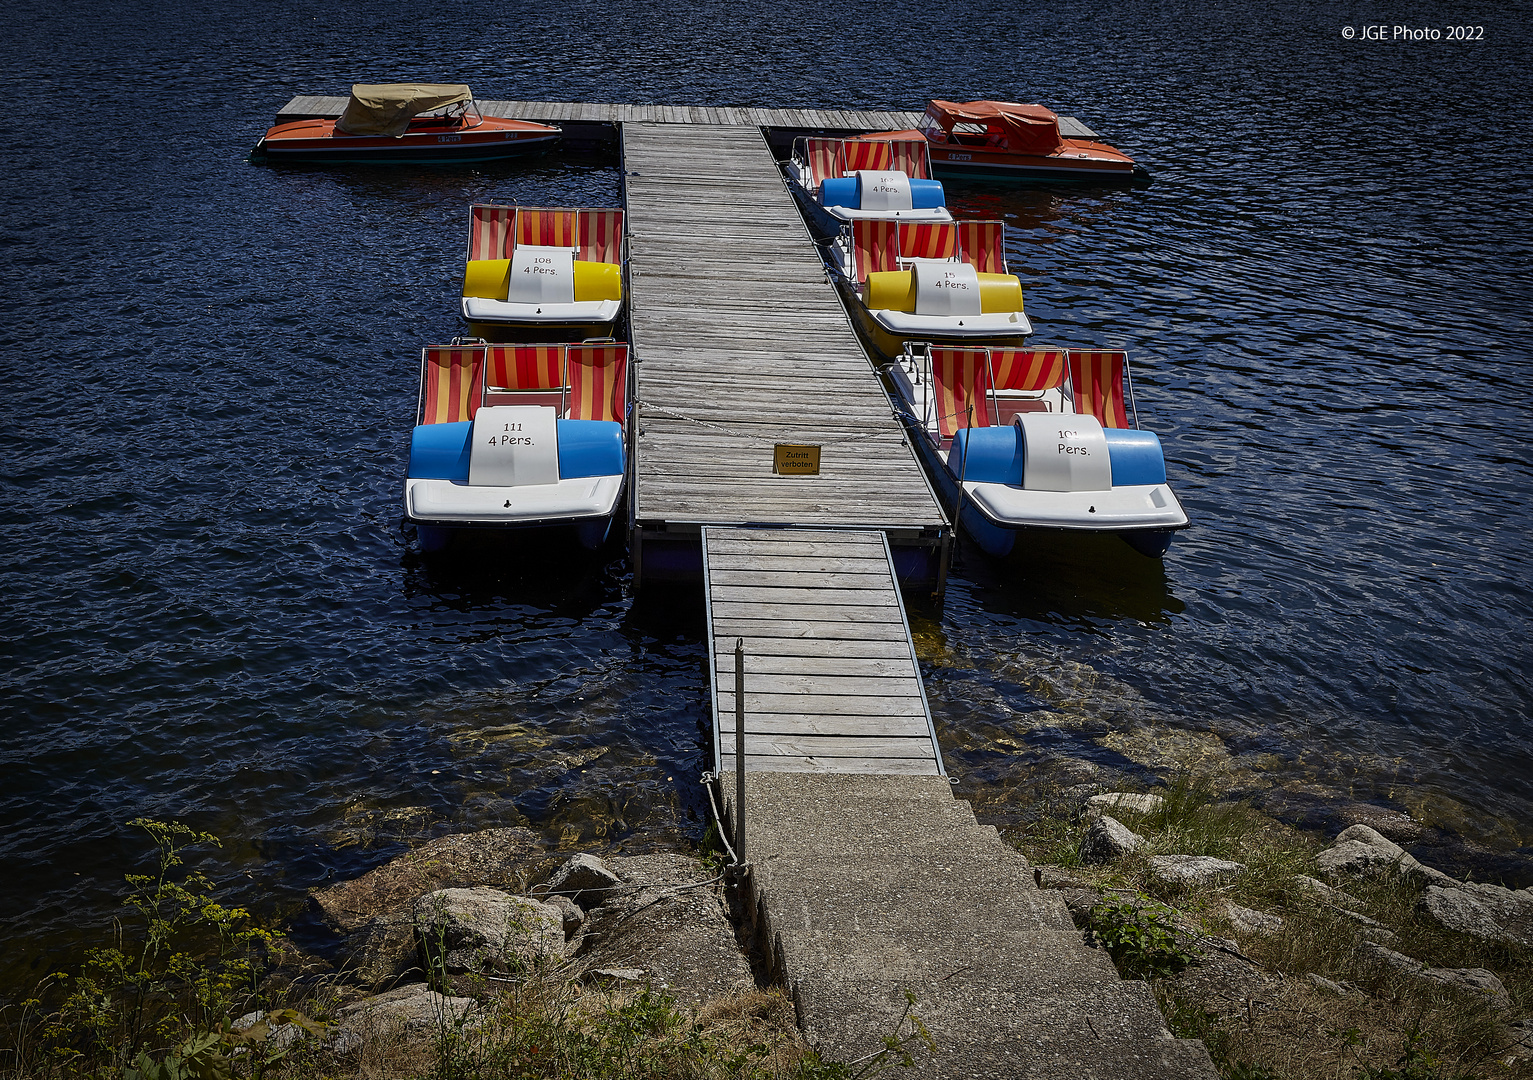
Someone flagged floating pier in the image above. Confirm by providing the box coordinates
[273,97,1104,150]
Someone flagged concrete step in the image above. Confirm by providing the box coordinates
[752,859,1075,935]
[730,772,1219,1079]
[793,971,1218,1079]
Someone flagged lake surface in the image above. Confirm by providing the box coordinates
[1,0,1529,990]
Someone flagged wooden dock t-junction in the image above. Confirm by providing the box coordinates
[273,92,1218,1076]
[620,120,947,585]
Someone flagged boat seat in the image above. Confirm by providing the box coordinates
[958,221,1008,274]
[1067,349,1136,429]
[843,139,893,174]
[567,344,629,423]
[928,346,994,447]
[899,221,959,262]
[418,344,486,426]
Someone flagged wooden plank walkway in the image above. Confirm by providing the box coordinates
[621,122,946,553]
[704,527,941,775]
[272,97,1102,139]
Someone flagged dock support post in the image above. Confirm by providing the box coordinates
[734,638,747,872]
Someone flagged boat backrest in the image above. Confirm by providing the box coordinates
[991,348,1065,392]
[801,138,847,185]
[1067,349,1133,428]
[485,345,566,391]
[957,220,1007,274]
[577,209,624,264]
[843,139,893,174]
[887,139,931,180]
[929,346,994,441]
[468,204,516,261]
[850,219,900,282]
[566,343,628,423]
[418,345,486,426]
[899,221,959,262]
[516,207,579,249]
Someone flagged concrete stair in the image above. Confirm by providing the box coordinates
[730,772,1219,1079]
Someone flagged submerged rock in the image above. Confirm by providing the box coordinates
[313,827,546,932]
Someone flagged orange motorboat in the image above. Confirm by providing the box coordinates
[861,99,1150,186]
[253,83,560,165]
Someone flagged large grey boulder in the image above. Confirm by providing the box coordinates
[1078,815,1144,864]
[1148,855,1244,888]
[346,912,421,989]
[313,827,545,932]
[1316,825,1456,887]
[413,886,565,977]
[1422,883,1533,947]
[541,852,623,909]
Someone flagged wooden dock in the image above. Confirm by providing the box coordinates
[704,527,941,775]
[272,97,1103,141]
[620,121,948,583]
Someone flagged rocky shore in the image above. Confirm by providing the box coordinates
[240,777,1533,1078]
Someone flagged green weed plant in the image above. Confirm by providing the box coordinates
[1083,894,1197,980]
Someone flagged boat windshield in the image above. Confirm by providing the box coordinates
[413,99,485,129]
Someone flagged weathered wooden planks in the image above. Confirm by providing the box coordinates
[272,96,1102,139]
[623,121,944,533]
[704,527,941,776]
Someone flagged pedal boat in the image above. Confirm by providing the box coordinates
[859,99,1149,186]
[828,218,1032,363]
[403,341,629,551]
[253,84,560,164]
[890,343,1188,557]
[461,204,625,342]
[784,135,951,238]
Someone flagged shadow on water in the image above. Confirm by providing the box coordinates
[399,525,628,610]
[954,530,1187,626]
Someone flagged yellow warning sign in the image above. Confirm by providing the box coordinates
[773,443,821,476]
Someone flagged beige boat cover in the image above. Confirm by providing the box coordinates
[336,83,472,137]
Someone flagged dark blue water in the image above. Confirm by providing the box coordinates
[2,0,1530,989]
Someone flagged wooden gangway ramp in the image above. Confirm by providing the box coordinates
[621,122,947,581]
[703,527,941,775]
